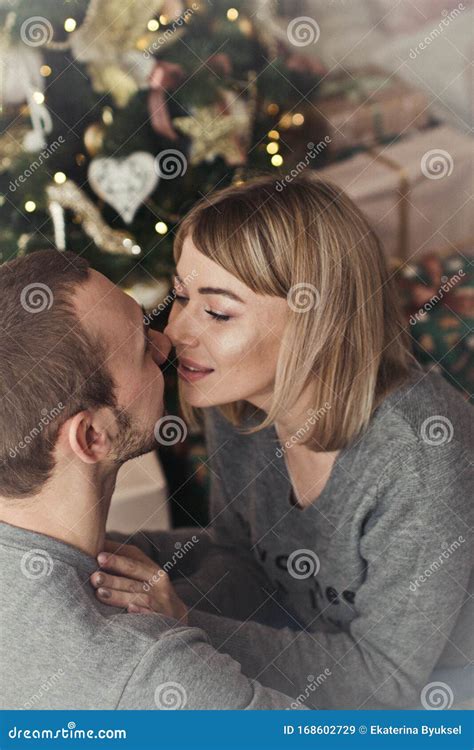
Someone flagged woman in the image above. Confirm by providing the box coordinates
[92,175,473,709]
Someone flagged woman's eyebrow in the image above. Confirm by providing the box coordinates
[175,273,244,303]
[198,286,244,303]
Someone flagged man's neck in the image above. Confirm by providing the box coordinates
[0,465,119,558]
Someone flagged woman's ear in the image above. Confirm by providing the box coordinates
[66,410,113,464]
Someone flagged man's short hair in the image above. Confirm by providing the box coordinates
[0,250,116,498]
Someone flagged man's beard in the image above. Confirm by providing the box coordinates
[109,408,156,465]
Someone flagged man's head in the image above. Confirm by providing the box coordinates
[0,250,170,500]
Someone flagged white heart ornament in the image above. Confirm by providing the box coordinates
[88,152,159,224]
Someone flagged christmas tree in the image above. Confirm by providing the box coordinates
[0,0,324,299]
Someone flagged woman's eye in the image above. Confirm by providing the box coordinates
[206,309,230,322]
[174,294,189,304]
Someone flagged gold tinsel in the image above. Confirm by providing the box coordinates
[46,180,137,255]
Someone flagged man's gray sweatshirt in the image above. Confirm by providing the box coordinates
[0,522,305,710]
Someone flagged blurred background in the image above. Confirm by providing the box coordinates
[0,0,472,533]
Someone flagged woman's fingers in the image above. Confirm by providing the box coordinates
[104,539,148,561]
[97,551,160,583]
[90,571,147,594]
[94,586,153,610]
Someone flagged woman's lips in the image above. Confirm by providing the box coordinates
[177,357,214,383]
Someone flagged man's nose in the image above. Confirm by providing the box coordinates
[151,330,171,365]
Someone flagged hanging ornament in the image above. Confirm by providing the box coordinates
[148,60,185,140]
[46,180,136,255]
[0,15,52,150]
[88,151,159,224]
[173,98,251,166]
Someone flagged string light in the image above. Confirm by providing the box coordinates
[238,18,252,34]
[102,107,113,125]
[131,244,141,255]
[64,18,77,32]
[159,15,168,24]
[227,8,239,21]
[25,201,36,212]
[155,221,168,235]
[271,154,283,167]
[267,103,279,116]
[122,238,133,250]
[292,113,305,126]
[40,65,51,77]
[53,172,67,184]
[266,142,279,155]
[32,92,45,104]
[268,130,280,140]
[279,114,292,129]
[147,19,160,31]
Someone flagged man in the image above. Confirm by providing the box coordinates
[0,249,304,710]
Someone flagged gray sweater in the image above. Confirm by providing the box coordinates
[0,522,305,710]
[136,366,473,710]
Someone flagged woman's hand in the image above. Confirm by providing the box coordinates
[90,539,189,624]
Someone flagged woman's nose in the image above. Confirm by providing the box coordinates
[164,309,198,348]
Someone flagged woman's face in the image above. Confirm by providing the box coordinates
[165,236,289,409]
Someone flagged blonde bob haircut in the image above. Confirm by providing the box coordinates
[173,174,416,451]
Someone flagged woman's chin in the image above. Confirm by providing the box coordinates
[181,383,236,409]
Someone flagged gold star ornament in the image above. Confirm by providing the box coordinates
[173,102,250,166]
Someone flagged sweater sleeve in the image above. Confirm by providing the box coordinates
[116,623,307,710]
[187,444,473,709]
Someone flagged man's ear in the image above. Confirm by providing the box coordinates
[66,410,113,464]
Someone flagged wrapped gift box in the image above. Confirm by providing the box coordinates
[314,125,474,260]
[395,250,474,401]
[310,67,430,156]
